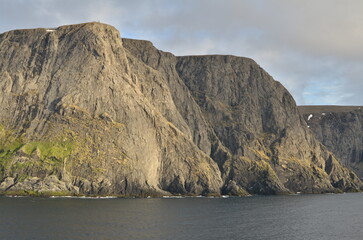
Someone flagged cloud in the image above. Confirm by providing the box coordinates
[0,0,121,29]
[0,0,362,105]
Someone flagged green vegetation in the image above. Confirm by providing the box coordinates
[21,139,74,162]
[0,125,24,175]
[0,124,75,176]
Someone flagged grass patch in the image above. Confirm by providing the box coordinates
[21,139,74,161]
[0,124,76,176]
[0,125,24,174]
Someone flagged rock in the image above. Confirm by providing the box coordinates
[0,174,79,195]
[222,180,249,196]
[9,177,41,191]
[0,23,222,196]
[0,177,15,190]
[0,22,361,196]
[299,106,363,180]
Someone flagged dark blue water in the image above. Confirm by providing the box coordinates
[0,193,362,240]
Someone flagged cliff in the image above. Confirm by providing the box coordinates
[0,23,360,196]
[299,106,363,179]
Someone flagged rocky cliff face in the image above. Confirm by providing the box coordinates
[0,23,360,196]
[299,106,363,179]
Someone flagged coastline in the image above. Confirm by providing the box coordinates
[1,189,360,199]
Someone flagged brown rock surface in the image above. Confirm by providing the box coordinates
[0,22,360,196]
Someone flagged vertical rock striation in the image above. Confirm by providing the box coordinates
[0,23,222,196]
[123,39,361,194]
[0,23,360,196]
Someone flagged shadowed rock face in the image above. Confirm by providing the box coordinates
[299,106,363,180]
[0,22,361,196]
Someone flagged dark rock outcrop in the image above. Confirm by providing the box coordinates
[299,106,363,179]
[0,22,360,196]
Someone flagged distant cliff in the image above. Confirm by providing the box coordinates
[299,106,363,179]
[0,23,360,196]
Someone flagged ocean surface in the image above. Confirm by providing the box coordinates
[0,193,362,240]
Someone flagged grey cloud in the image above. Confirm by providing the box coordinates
[0,0,121,30]
[115,0,363,105]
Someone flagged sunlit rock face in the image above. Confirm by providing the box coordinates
[0,23,360,196]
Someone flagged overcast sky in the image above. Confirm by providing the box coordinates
[1,0,362,106]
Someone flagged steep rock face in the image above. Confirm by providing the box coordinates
[299,106,363,179]
[122,39,222,158]
[0,23,222,196]
[174,56,361,193]
[0,22,360,196]
[123,39,361,194]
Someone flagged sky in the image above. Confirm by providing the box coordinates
[0,0,362,106]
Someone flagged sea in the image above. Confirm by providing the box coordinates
[0,193,362,240]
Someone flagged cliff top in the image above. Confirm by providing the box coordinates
[123,38,256,63]
[298,105,363,114]
[2,23,257,65]
[0,22,119,36]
